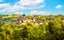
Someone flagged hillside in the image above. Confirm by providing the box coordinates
[0,14,64,40]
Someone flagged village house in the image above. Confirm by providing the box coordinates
[16,14,44,25]
[17,14,28,24]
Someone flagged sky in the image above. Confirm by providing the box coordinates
[0,0,64,15]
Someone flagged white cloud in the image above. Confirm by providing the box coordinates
[17,0,45,10]
[0,3,10,8]
[30,10,51,15]
[15,12,24,14]
[56,5,62,9]
[0,3,22,12]
[0,3,11,12]
[18,0,44,6]
[0,0,45,14]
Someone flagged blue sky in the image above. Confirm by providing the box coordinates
[0,0,64,15]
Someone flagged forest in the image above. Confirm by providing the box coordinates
[0,14,64,40]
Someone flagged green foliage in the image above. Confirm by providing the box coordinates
[0,14,64,40]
